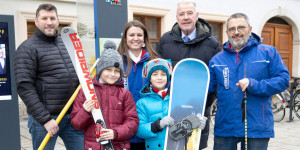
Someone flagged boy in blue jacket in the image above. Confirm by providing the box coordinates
[136,58,207,150]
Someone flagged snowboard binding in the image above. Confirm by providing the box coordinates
[169,114,201,141]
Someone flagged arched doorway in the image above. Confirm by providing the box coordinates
[261,17,293,76]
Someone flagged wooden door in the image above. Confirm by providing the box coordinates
[134,15,161,50]
[262,23,293,76]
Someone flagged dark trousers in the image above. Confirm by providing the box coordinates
[28,114,84,150]
[130,142,146,150]
[214,136,270,150]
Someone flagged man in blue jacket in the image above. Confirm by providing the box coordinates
[208,13,290,150]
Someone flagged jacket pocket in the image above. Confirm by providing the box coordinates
[248,103,268,131]
[249,61,269,80]
[262,103,272,131]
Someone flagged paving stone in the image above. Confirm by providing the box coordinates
[20,109,300,150]
[204,109,300,150]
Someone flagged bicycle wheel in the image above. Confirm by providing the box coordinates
[211,98,217,116]
[272,94,285,122]
[293,90,300,119]
[210,98,217,126]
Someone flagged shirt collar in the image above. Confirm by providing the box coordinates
[129,49,142,63]
[181,27,197,40]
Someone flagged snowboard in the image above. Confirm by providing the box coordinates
[61,27,114,150]
[164,58,210,150]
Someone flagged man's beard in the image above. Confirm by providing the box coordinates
[229,32,251,51]
[44,29,56,37]
[43,25,57,37]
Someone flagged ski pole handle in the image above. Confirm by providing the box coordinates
[38,59,99,150]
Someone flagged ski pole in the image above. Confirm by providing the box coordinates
[243,89,248,150]
[38,58,99,150]
[242,63,248,150]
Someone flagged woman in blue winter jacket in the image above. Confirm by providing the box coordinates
[117,20,160,149]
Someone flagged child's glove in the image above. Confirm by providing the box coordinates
[159,116,175,129]
[198,116,207,130]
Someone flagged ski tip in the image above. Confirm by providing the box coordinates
[103,40,117,50]
[61,27,71,34]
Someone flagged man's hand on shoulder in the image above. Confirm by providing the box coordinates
[44,119,59,137]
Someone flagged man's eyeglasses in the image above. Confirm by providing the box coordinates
[227,26,247,34]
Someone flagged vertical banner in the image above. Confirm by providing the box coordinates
[94,0,127,58]
[0,15,20,150]
[0,22,11,100]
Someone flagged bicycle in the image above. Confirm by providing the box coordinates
[272,90,288,122]
[272,77,300,122]
[210,97,217,126]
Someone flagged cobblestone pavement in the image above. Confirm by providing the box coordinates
[20,109,300,150]
[204,109,300,150]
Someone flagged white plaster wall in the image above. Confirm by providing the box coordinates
[0,0,76,46]
[129,0,178,25]
[0,0,77,109]
[129,0,300,33]
[77,0,95,67]
[0,0,299,75]
[129,0,300,77]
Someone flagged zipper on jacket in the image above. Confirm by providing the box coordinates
[105,84,110,125]
[133,55,147,72]
[54,42,72,79]
[133,62,137,72]
[42,81,46,105]
[236,52,239,64]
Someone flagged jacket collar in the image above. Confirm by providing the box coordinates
[123,48,150,64]
[34,28,58,42]
[171,18,212,44]
[223,32,261,54]
[140,83,170,100]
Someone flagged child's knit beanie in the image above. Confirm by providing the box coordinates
[96,40,124,76]
[142,58,172,82]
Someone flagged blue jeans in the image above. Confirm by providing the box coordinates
[213,136,269,150]
[28,114,84,150]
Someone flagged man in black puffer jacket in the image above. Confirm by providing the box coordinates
[14,4,83,150]
[156,1,220,149]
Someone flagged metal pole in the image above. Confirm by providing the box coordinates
[288,82,294,122]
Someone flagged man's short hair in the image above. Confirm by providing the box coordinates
[177,0,197,13]
[36,3,58,18]
[226,13,250,28]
